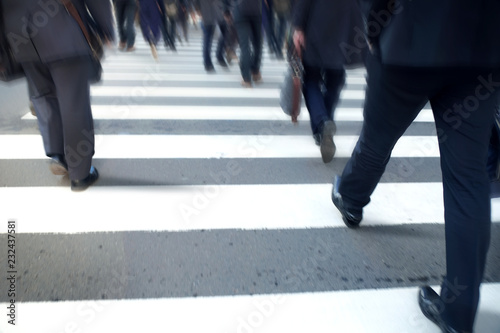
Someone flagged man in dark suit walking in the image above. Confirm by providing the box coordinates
[232,0,262,87]
[331,1,500,332]
[1,0,115,191]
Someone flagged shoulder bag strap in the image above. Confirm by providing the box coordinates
[61,0,97,56]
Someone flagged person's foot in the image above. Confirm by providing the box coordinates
[331,176,362,228]
[49,155,68,176]
[251,72,262,83]
[205,65,216,73]
[118,42,126,50]
[320,120,336,163]
[150,43,158,60]
[241,80,252,88]
[418,286,470,333]
[71,166,99,192]
[125,46,136,52]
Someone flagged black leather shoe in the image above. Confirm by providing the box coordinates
[49,154,68,176]
[331,176,362,228]
[71,166,99,192]
[320,120,336,163]
[418,286,470,333]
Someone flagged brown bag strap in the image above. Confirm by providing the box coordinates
[61,0,95,54]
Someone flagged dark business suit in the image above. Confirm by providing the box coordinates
[1,0,114,181]
[337,0,500,331]
[233,0,262,82]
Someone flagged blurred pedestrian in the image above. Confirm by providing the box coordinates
[113,0,138,51]
[273,0,291,54]
[233,0,262,87]
[1,0,115,191]
[263,0,282,59]
[160,0,176,50]
[138,0,165,59]
[177,0,190,44]
[197,0,228,72]
[332,1,500,332]
[292,0,365,163]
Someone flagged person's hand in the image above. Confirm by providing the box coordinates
[293,29,305,58]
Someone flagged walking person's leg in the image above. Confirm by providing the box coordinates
[334,54,429,226]
[216,20,228,67]
[49,57,96,184]
[235,19,251,84]
[249,16,263,82]
[426,69,500,331]
[115,1,127,49]
[124,0,137,49]
[203,24,215,71]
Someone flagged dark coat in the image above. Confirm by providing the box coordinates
[362,0,500,68]
[2,0,114,63]
[293,0,366,69]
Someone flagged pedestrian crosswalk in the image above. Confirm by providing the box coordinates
[0,27,499,333]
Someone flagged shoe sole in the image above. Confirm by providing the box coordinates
[321,121,337,163]
[49,162,68,176]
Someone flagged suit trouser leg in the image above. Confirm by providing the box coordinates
[124,2,137,48]
[216,20,227,62]
[302,66,345,136]
[49,57,95,181]
[430,70,500,331]
[22,62,65,157]
[202,24,215,68]
[249,17,262,75]
[338,55,428,211]
[115,2,126,45]
[236,19,251,81]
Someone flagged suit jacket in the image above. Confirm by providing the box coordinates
[1,0,114,63]
[362,0,500,68]
[293,0,366,69]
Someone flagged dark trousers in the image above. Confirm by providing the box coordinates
[275,12,288,52]
[235,15,262,82]
[262,4,280,56]
[22,57,95,181]
[115,0,137,48]
[162,14,176,48]
[339,54,500,331]
[302,65,345,135]
[202,21,226,68]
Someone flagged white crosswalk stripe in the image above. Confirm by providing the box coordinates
[1,27,499,333]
